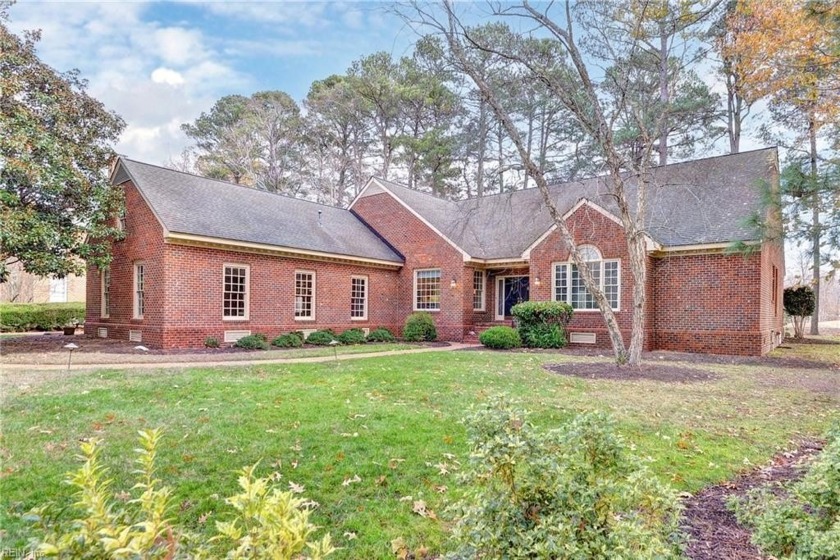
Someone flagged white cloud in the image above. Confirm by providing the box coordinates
[224,38,322,57]
[151,67,186,86]
[204,2,329,28]
[153,27,207,65]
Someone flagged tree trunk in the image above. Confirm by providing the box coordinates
[809,112,820,335]
[658,31,669,166]
[476,98,488,197]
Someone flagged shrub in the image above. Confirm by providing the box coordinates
[402,312,437,342]
[366,327,396,343]
[29,430,335,559]
[289,331,305,343]
[272,333,304,348]
[0,302,85,332]
[729,423,840,559]
[784,286,816,339]
[478,326,522,349]
[337,328,367,345]
[448,398,682,559]
[511,301,573,348]
[204,336,220,348]
[253,332,268,342]
[233,334,269,350]
[306,330,336,345]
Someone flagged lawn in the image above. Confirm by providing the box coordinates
[1,342,838,558]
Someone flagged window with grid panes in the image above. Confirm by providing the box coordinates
[133,262,145,318]
[295,271,315,319]
[414,269,441,311]
[553,246,619,310]
[101,268,111,318]
[350,276,367,319]
[223,265,249,319]
[473,270,485,310]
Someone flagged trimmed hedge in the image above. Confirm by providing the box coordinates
[0,302,86,332]
[403,312,437,342]
[271,333,304,348]
[233,335,269,350]
[511,301,573,348]
[306,330,337,345]
[337,328,367,345]
[479,326,522,349]
[366,327,396,343]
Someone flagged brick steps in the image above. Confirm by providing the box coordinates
[464,321,515,344]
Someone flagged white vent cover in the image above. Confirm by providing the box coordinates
[97,327,108,338]
[300,329,317,338]
[224,330,251,343]
[128,330,142,342]
[361,328,370,336]
[570,332,596,344]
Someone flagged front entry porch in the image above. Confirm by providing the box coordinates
[494,275,529,320]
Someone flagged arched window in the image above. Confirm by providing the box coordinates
[552,245,620,310]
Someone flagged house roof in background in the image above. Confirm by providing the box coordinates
[112,158,403,265]
[370,148,778,259]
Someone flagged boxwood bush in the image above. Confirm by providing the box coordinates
[306,329,336,345]
[233,334,269,350]
[0,302,85,332]
[271,333,304,348]
[402,312,437,342]
[511,301,573,348]
[366,327,396,343]
[478,326,522,349]
[337,328,366,345]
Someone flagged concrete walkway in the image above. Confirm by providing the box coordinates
[2,342,479,374]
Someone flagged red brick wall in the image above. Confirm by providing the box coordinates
[651,251,767,355]
[528,205,637,349]
[759,240,785,354]
[86,181,167,346]
[158,244,402,348]
[353,193,467,340]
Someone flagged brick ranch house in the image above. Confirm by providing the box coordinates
[86,148,784,355]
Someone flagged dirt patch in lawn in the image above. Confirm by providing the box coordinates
[543,361,717,383]
[680,439,824,560]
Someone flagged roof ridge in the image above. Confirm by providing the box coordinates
[118,156,350,212]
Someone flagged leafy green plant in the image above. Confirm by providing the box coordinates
[784,286,816,339]
[252,333,268,343]
[402,312,437,342]
[511,301,573,348]
[234,335,269,350]
[447,398,682,559]
[478,326,521,349]
[29,430,335,559]
[729,424,840,559]
[337,328,366,345]
[272,333,304,348]
[306,330,337,346]
[0,302,86,332]
[204,336,220,349]
[365,327,396,343]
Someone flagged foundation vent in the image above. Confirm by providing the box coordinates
[300,329,317,339]
[570,332,596,344]
[224,330,251,343]
[128,330,142,343]
[361,328,370,336]
[97,327,108,338]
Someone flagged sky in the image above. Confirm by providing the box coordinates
[6,1,420,164]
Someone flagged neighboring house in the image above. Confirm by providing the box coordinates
[86,148,784,355]
[1,260,85,303]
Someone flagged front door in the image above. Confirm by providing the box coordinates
[495,276,529,320]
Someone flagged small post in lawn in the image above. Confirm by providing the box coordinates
[63,342,79,374]
[330,339,340,360]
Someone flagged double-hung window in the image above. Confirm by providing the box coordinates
[101,268,111,318]
[553,246,620,310]
[133,262,145,319]
[473,270,485,311]
[295,271,315,320]
[351,276,368,320]
[223,264,249,320]
[414,269,441,311]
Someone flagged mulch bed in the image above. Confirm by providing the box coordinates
[543,361,717,382]
[680,439,824,560]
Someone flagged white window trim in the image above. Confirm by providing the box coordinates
[473,270,486,311]
[350,275,369,321]
[133,261,145,320]
[100,268,110,319]
[551,259,621,312]
[294,270,316,321]
[413,268,442,312]
[222,263,250,321]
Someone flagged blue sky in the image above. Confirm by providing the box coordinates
[7,1,421,164]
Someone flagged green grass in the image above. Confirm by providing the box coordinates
[2,344,838,558]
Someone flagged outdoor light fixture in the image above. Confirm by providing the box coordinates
[64,342,79,374]
[450,278,457,289]
[329,339,340,360]
[534,277,542,286]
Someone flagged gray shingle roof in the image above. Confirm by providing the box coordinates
[375,148,777,259]
[114,158,403,264]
